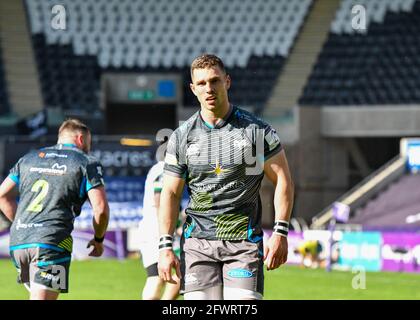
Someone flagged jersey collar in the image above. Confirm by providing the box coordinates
[57,143,78,149]
[199,104,235,129]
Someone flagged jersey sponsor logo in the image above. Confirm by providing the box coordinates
[227,268,254,278]
[194,181,246,193]
[30,163,67,175]
[39,152,68,159]
[15,219,43,230]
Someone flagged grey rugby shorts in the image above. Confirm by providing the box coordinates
[10,247,71,293]
[180,237,264,296]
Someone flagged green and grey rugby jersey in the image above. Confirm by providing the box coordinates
[8,144,105,252]
[164,106,282,241]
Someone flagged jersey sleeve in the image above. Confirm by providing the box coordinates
[85,159,105,192]
[163,130,187,179]
[263,123,282,161]
[8,157,23,185]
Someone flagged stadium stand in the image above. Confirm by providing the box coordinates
[350,173,420,228]
[32,34,99,112]
[25,0,312,111]
[299,0,420,106]
[0,42,10,116]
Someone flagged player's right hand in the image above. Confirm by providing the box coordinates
[158,249,181,284]
[87,239,104,257]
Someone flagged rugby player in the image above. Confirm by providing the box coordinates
[158,54,294,300]
[0,119,109,300]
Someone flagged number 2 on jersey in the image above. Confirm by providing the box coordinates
[27,179,49,213]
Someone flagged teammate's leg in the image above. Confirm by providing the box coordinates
[142,263,164,300]
[29,283,60,300]
[142,276,164,300]
[161,280,180,300]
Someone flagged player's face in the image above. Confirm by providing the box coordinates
[190,66,231,112]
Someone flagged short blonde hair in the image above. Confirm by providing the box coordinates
[58,118,90,137]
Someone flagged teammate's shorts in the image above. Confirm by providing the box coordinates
[140,235,181,269]
[10,246,71,293]
[139,237,159,269]
[180,238,264,296]
[146,263,159,277]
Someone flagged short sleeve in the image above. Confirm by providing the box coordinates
[85,159,105,192]
[263,124,282,160]
[8,157,23,185]
[163,131,187,179]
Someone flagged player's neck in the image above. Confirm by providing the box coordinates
[57,138,77,147]
[200,103,231,127]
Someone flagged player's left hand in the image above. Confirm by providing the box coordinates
[87,239,104,257]
[264,234,288,271]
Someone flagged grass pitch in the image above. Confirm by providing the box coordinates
[0,258,419,300]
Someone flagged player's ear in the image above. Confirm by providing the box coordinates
[190,82,197,97]
[75,133,84,150]
[225,74,231,90]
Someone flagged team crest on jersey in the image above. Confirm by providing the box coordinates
[186,144,200,157]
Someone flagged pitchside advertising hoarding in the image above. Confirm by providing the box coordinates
[1,228,419,273]
[338,232,382,271]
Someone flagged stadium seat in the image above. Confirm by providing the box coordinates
[24,0,313,109]
[300,0,420,106]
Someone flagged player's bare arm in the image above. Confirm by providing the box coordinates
[158,174,184,284]
[87,186,110,257]
[263,150,294,271]
[0,177,18,222]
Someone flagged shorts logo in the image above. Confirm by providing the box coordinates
[227,269,254,278]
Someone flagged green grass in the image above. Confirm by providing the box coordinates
[0,259,419,300]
